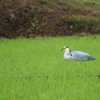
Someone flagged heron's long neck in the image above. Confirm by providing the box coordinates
[65,48,70,55]
[64,48,70,60]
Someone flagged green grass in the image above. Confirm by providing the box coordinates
[0,36,100,100]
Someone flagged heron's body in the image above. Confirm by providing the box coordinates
[61,46,96,62]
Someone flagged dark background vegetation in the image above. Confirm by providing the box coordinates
[0,0,100,38]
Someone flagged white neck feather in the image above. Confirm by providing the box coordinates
[64,48,70,60]
[65,48,70,55]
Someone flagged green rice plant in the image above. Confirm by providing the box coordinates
[0,36,100,100]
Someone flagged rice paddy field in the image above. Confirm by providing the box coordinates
[0,36,100,100]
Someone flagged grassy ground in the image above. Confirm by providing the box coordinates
[0,36,100,100]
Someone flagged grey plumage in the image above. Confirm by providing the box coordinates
[60,46,96,62]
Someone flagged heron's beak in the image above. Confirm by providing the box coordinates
[60,48,64,50]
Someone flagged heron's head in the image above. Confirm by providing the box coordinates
[60,46,69,51]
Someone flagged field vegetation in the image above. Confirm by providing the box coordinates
[0,0,100,99]
[0,36,100,100]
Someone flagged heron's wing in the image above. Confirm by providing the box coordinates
[70,51,95,61]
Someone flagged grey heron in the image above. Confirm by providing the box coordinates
[60,46,96,62]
